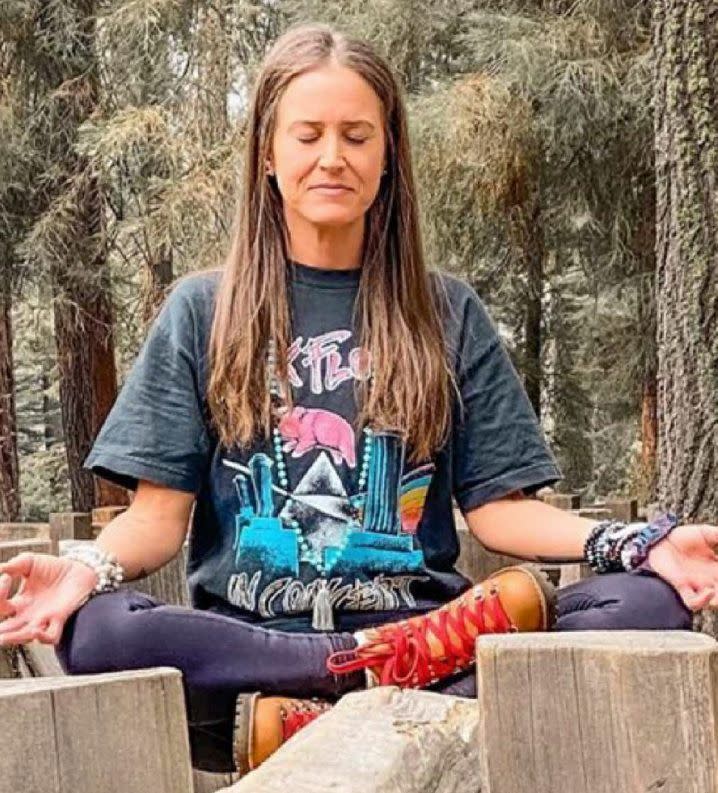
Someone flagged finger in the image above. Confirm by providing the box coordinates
[701,526,718,549]
[0,615,29,636]
[0,553,34,578]
[35,616,65,646]
[678,584,714,611]
[0,575,15,619]
[0,624,42,647]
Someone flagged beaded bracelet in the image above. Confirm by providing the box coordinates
[61,543,125,596]
[584,515,677,574]
[620,513,678,572]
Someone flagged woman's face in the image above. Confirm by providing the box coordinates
[268,63,387,229]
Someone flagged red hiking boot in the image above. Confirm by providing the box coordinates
[326,563,556,688]
[233,693,332,775]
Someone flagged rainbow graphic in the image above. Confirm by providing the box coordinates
[399,463,435,534]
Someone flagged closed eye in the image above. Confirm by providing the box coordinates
[297,137,367,145]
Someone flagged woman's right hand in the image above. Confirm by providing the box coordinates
[0,552,100,646]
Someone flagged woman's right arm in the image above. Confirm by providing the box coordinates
[0,480,195,647]
[95,479,196,581]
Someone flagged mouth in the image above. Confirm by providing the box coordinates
[310,185,353,196]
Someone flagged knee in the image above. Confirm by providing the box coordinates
[57,589,157,675]
[610,572,693,631]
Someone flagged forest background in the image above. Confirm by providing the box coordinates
[0,0,715,525]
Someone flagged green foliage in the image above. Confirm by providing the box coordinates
[2,0,662,516]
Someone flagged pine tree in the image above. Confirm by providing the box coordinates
[653,1,717,521]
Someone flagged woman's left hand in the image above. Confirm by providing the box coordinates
[647,524,718,611]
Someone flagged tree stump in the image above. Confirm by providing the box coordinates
[0,667,193,793]
[221,688,481,793]
[476,631,718,793]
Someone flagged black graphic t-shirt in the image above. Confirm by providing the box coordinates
[85,261,562,631]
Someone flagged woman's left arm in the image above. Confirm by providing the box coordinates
[464,493,718,612]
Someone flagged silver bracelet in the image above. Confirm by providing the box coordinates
[61,543,125,596]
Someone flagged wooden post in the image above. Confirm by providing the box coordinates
[49,512,93,542]
[0,668,193,793]
[605,498,639,522]
[476,631,718,793]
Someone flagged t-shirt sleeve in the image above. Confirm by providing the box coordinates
[83,279,212,494]
[450,285,562,513]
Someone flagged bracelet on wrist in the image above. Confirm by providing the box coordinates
[583,513,678,574]
[60,542,125,597]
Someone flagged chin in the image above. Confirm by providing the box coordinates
[300,210,361,227]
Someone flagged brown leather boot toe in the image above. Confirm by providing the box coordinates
[233,693,332,775]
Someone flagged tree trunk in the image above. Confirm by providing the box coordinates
[512,198,544,419]
[522,201,544,418]
[654,1,718,522]
[0,260,20,520]
[635,180,658,502]
[40,1,127,511]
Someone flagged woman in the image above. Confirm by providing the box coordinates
[1,23,716,777]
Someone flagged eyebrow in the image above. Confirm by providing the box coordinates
[288,120,376,130]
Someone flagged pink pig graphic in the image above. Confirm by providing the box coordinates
[278,406,357,468]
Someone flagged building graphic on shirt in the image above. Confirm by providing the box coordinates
[224,428,432,584]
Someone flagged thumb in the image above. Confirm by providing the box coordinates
[677,584,714,611]
[700,525,718,550]
[36,616,65,646]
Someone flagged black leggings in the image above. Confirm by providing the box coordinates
[56,569,692,772]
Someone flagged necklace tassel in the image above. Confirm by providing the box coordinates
[312,584,335,631]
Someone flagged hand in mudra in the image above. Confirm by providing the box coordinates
[648,524,718,611]
[0,552,98,646]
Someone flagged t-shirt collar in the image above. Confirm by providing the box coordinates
[288,258,362,289]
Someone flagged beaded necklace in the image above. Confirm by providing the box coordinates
[265,337,374,576]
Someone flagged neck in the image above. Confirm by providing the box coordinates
[285,207,365,270]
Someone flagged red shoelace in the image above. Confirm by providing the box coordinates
[326,585,515,687]
[280,701,332,741]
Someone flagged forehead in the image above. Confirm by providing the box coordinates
[276,64,384,127]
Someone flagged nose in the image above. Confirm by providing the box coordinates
[318,133,346,170]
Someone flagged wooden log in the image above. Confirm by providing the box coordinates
[0,538,52,563]
[0,667,193,793]
[605,497,639,522]
[575,507,612,520]
[558,562,594,588]
[221,688,481,793]
[49,512,93,542]
[92,505,127,529]
[19,640,66,677]
[542,492,581,510]
[0,523,49,542]
[476,631,718,793]
[193,771,240,793]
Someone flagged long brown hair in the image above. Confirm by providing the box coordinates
[207,22,459,464]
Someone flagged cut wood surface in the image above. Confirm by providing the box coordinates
[0,538,52,563]
[476,631,718,793]
[223,687,481,793]
[0,667,193,793]
[50,512,94,542]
